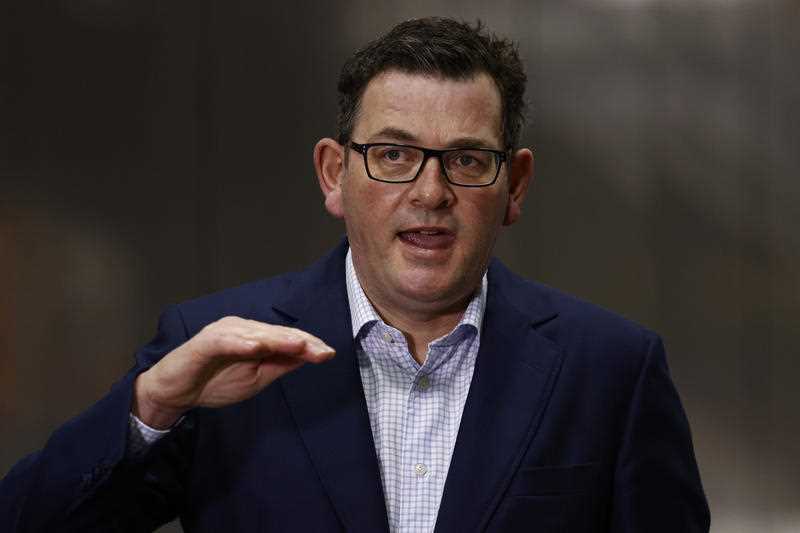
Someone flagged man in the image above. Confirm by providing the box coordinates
[1,17,709,532]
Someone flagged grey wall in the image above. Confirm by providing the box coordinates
[2,1,798,531]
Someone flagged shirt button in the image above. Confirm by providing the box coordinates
[418,376,431,390]
[414,463,428,477]
[383,332,393,343]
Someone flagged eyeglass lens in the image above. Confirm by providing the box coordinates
[366,145,498,185]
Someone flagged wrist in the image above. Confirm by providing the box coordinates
[133,370,185,430]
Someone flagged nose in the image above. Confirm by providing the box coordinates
[407,155,455,210]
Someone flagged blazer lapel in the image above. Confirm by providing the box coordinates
[270,243,390,533]
[434,262,564,533]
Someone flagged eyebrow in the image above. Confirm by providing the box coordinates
[367,127,499,150]
[369,127,417,143]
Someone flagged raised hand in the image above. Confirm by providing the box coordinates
[132,316,335,429]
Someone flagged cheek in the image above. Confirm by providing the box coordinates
[341,178,370,221]
[462,193,507,233]
[341,181,399,239]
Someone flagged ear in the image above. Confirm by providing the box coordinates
[314,138,346,219]
[503,148,533,226]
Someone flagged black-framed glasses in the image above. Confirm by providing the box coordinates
[350,142,508,187]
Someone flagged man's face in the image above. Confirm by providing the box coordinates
[319,70,531,317]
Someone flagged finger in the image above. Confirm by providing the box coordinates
[242,331,309,357]
[194,328,301,363]
[250,334,335,364]
[244,321,332,347]
[241,322,335,360]
[201,320,335,364]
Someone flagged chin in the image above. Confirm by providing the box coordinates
[394,272,464,307]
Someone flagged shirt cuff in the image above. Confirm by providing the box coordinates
[126,412,181,458]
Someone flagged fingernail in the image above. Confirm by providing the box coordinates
[314,342,335,355]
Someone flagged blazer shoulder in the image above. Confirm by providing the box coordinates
[171,271,299,334]
[166,241,350,335]
[490,259,660,357]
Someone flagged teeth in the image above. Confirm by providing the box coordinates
[419,230,439,235]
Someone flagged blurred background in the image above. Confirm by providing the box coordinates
[1,1,797,531]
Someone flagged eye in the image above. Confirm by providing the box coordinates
[456,155,476,167]
[385,149,402,161]
[374,146,416,165]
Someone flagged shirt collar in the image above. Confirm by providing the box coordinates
[345,247,487,342]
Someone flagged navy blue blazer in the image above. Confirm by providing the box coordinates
[1,241,709,532]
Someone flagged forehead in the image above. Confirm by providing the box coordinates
[353,70,503,147]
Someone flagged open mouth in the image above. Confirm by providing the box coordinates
[397,228,455,250]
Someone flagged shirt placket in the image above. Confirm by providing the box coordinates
[378,325,415,531]
[400,343,447,532]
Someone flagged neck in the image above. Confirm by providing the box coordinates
[347,249,482,364]
[366,291,472,365]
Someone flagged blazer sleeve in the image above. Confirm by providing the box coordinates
[0,305,193,533]
[610,333,711,532]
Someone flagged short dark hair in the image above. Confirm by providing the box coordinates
[336,17,527,152]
